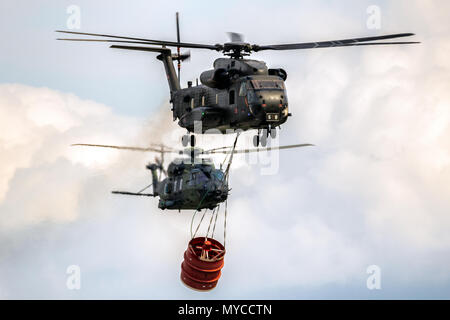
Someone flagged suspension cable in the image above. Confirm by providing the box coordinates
[211,204,220,238]
[137,183,152,194]
[190,132,240,244]
[205,205,218,240]
[224,199,228,248]
[191,208,207,239]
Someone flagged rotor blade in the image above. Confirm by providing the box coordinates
[227,32,244,43]
[56,30,220,50]
[258,41,421,50]
[176,12,181,43]
[58,38,219,50]
[181,50,191,62]
[56,30,169,43]
[145,142,176,151]
[71,143,177,153]
[203,146,234,153]
[205,143,314,154]
[110,45,171,53]
[176,12,181,83]
[112,191,155,197]
[336,41,420,47]
[57,38,170,46]
[254,33,417,51]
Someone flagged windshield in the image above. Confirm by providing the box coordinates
[194,171,208,184]
[249,80,285,90]
[212,170,225,182]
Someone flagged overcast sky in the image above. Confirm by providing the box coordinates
[0,0,449,299]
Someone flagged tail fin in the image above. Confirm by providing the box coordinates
[146,163,160,196]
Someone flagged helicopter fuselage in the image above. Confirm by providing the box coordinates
[170,58,290,134]
[58,24,417,140]
[151,159,229,210]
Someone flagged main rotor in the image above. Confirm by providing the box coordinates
[56,18,419,60]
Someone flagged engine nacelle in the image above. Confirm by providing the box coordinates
[167,162,185,177]
[268,68,287,81]
[200,68,231,89]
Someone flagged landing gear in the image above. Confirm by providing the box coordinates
[252,127,277,147]
[253,128,261,147]
[182,134,196,147]
[253,135,259,147]
[182,134,189,147]
[253,133,267,147]
[260,131,268,147]
[269,127,277,138]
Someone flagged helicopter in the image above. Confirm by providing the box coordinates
[71,141,313,211]
[56,13,418,147]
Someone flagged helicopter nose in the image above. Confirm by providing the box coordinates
[261,94,284,112]
[250,95,284,119]
[214,186,228,201]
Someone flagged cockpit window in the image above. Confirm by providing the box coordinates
[249,80,284,90]
[194,171,208,184]
[239,82,247,96]
[212,170,225,182]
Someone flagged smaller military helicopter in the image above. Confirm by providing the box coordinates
[71,141,313,210]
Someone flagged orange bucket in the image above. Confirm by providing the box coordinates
[180,237,225,291]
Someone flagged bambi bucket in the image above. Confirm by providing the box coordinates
[180,237,225,291]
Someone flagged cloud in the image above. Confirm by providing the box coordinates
[1,0,450,299]
[288,14,450,250]
[0,83,191,298]
[0,84,141,229]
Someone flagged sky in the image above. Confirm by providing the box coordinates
[0,0,449,299]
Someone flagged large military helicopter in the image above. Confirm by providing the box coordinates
[71,141,313,210]
[57,13,418,147]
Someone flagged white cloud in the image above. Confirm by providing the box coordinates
[1,0,450,299]
[0,84,169,231]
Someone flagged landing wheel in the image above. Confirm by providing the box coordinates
[253,135,260,147]
[182,134,189,147]
[190,134,196,147]
[270,127,277,139]
[260,133,267,147]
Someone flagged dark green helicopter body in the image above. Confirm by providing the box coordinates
[171,58,290,134]
[147,157,228,210]
[128,45,290,145]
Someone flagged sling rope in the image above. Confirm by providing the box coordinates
[191,208,207,239]
[190,132,240,246]
[211,204,220,238]
[205,205,218,240]
[223,199,228,248]
[137,183,152,194]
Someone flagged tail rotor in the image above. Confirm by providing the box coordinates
[173,12,191,85]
